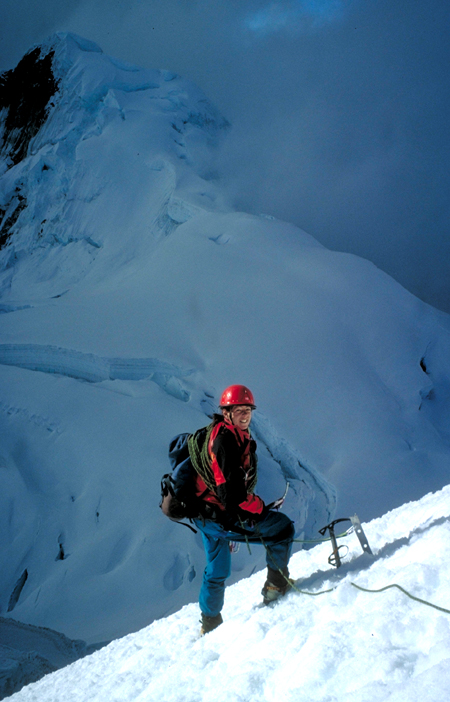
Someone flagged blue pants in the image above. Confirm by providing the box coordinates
[193,511,294,617]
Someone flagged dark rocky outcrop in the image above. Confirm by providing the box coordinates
[0,47,58,167]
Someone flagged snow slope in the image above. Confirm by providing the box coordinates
[8,484,450,702]
[0,618,99,700]
[0,32,449,655]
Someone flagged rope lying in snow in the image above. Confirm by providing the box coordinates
[289,583,335,597]
[287,573,450,614]
[258,536,450,614]
[282,572,450,614]
[350,582,450,615]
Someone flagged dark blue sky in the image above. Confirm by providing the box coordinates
[2,0,450,312]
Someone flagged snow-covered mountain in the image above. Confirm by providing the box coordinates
[7,484,450,701]
[0,30,449,667]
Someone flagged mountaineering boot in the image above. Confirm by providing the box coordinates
[261,579,294,605]
[262,566,294,605]
[200,612,223,635]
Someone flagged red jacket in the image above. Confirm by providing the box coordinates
[195,419,265,520]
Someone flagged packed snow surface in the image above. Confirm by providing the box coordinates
[8,484,450,702]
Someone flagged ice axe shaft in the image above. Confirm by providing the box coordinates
[319,518,349,568]
[267,481,290,510]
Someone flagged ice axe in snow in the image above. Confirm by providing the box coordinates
[319,514,373,568]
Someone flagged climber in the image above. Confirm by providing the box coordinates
[188,384,295,635]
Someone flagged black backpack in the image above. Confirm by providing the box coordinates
[160,431,210,530]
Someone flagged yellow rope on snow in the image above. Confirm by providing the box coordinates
[259,536,450,613]
[350,582,450,615]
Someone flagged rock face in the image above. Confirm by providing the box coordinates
[0,47,58,168]
[0,46,59,251]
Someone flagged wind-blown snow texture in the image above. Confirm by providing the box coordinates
[8,485,450,702]
[0,29,450,671]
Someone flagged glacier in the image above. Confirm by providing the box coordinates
[0,30,449,691]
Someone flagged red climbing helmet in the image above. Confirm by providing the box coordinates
[219,384,256,409]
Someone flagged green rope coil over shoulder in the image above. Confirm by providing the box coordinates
[187,422,258,494]
[188,424,216,491]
